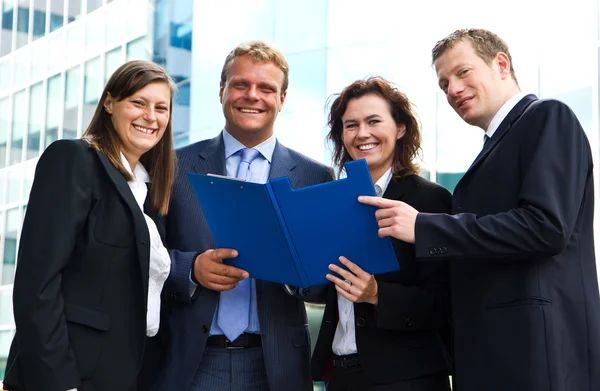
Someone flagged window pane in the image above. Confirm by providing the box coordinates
[27,82,43,159]
[49,0,64,32]
[32,0,46,40]
[105,46,122,84]
[82,57,100,128]
[64,66,80,139]
[68,0,81,24]
[0,98,8,168]
[6,166,22,203]
[126,37,149,61]
[15,0,29,49]
[87,0,102,14]
[45,74,61,148]
[0,290,14,326]
[3,208,21,284]
[10,89,27,165]
[1,0,14,56]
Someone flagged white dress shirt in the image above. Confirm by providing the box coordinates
[485,92,527,139]
[331,167,393,356]
[120,153,171,337]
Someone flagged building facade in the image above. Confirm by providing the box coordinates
[0,0,598,385]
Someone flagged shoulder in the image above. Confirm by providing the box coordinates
[39,139,94,166]
[176,138,211,158]
[405,174,451,195]
[282,145,330,174]
[523,98,578,121]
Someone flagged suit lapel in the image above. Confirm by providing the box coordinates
[94,150,151,294]
[382,175,414,201]
[193,133,227,175]
[268,141,298,186]
[455,94,537,190]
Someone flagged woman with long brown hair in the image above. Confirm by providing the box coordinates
[3,60,176,391]
[312,77,452,391]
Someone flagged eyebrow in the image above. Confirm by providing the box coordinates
[132,95,170,106]
[343,114,382,125]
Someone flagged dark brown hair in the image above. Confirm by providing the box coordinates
[81,60,176,215]
[327,76,421,179]
[432,28,519,86]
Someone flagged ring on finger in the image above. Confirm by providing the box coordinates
[344,279,352,287]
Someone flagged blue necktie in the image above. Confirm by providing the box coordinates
[217,148,260,341]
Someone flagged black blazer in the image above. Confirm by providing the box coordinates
[3,139,162,391]
[415,95,600,391]
[311,174,452,386]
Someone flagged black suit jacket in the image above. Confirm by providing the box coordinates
[311,174,452,385]
[415,95,600,391]
[151,134,333,391]
[4,139,160,391]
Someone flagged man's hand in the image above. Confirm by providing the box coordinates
[193,249,249,291]
[358,196,418,244]
[327,256,379,305]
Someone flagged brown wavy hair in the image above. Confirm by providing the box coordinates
[81,60,176,215]
[327,76,421,179]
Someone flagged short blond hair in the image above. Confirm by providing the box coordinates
[220,40,289,93]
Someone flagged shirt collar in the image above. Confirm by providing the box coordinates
[222,128,276,163]
[486,91,527,139]
[374,167,393,196]
[120,152,150,184]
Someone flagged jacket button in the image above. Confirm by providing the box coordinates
[429,248,436,256]
[202,325,209,333]
[405,318,413,328]
[441,247,448,254]
[356,317,365,327]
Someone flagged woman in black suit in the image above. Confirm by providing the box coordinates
[311,77,452,391]
[3,61,176,391]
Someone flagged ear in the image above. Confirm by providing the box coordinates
[495,52,511,80]
[397,123,407,140]
[219,81,225,104]
[278,91,287,112]
[103,93,114,114]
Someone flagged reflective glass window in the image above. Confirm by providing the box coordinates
[49,0,64,32]
[82,56,100,128]
[10,89,27,165]
[3,208,20,284]
[1,0,14,56]
[87,0,102,14]
[105,46,122,84]
[126,37,149,61]
[64,66,80,139]
[6,166,22,203]
[27,82,43,159]
[32,0,46,40]
[0,98,8,168]
[45,74,61,148]
[15,0,29,49]
[68,0,81,23]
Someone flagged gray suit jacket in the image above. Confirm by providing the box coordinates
[151,133,332,391]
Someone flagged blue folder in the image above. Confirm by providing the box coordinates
[186,159,399,288]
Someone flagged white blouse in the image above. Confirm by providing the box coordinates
[120,153,171,337]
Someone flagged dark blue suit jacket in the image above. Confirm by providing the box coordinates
[151,133,332,391]
[415,95,600,391]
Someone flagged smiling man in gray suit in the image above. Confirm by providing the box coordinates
[151,41,332,391]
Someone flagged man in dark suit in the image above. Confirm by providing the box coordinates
[151,41,332,391]
[359,29,600,391]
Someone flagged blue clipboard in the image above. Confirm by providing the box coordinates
[186,159,399,287]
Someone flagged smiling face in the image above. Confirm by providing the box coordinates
[219,55,287,147]
[435,39,514,130]
[103,81,171,168]
[341,94,406,183]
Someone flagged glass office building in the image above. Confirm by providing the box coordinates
[0,0,598,385]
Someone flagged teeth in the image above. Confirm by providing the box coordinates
[239,108,260,113]
[358,144,377,150]
[133,124,155,134]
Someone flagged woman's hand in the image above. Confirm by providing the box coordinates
[326,256,379,305]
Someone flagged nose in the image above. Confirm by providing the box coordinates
[356,123,370,139]
[447,79,465,98]
[143,107,157,122]
[245,85,259,101]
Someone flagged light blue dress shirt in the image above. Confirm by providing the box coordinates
[209,129,277,337]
